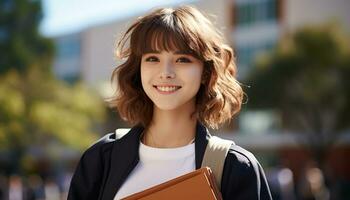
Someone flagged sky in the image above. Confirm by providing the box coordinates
[40,0,194,37]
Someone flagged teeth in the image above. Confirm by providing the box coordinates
[156,86,179,92]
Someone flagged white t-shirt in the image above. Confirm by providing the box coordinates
[114,141,196,200]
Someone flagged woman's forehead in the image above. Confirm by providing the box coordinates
[143,49,194,55]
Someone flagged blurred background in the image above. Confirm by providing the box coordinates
[0,0,349,199]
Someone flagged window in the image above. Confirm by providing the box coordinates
[236,40,276,67]
[56,36,81,59]
[53,34,81,83]
[234,0,278,27]
[236,40,276,79]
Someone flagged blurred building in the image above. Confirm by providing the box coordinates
[58,0,348,132]
[50,0,350,194]
[51,0,350,89]
[50,0,350,139]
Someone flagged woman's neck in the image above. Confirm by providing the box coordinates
[142,106,197,148]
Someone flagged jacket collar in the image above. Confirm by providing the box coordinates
[101,121,211,199]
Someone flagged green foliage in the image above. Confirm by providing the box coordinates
[0,68,105,151]
[245,23,350,135]
[0,0,54,74]
[0,0,107,174]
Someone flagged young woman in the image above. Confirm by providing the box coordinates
[68,5,272,200]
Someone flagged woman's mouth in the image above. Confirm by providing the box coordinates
[153,85,182,94]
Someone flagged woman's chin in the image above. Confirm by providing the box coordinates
[154,103,180,111]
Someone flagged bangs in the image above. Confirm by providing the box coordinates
[131,15,201,58]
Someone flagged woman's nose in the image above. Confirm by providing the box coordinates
[160,62,175,79]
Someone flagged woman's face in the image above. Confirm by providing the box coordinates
[140,50,204,111]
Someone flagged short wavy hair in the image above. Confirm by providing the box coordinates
[109,5,243,129]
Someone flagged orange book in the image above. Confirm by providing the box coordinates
[121,167,222,200]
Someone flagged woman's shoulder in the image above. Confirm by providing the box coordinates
[221,143,272,199]
[226,144,260,170]
[208,135,260,171]
[85,132,115,153]
[223,143,265,180]
[84,128,130,155]
[80,131,126,164]
[68,132,118,199]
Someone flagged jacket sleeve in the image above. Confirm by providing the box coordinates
[221,145,272,200]
[67,146,104,200]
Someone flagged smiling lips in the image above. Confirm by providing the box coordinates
[153,85,182,94]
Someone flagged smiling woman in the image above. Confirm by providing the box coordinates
[68,5,272,200]
[140,51,203,111]
[112,6,243,130]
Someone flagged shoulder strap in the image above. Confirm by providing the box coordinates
[115,128,131,139]
[201,136,234,190]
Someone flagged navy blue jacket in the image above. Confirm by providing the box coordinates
[68,123,272,200]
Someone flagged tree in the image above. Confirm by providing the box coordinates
[0,0,54,74]
[0,0,106,174]
[245,23,350,167]
[0,68,106,173]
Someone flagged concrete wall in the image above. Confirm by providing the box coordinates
[284,0,350,31]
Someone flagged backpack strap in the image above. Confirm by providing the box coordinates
[115,128,131,139]
[201,136,234,190]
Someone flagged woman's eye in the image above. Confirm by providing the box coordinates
[176,57,192,63]
[145,56,159,62]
